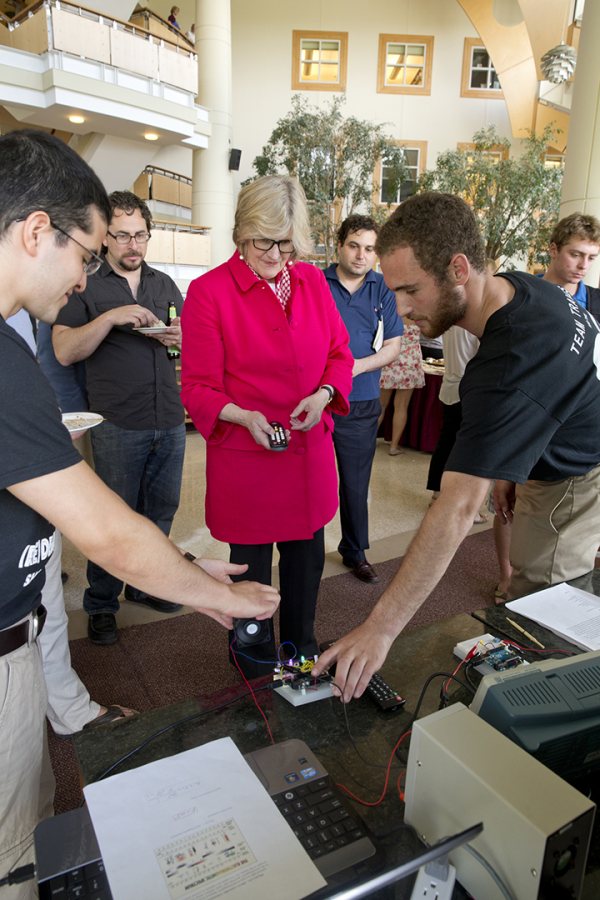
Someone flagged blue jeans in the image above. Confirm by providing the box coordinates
[84,421,186,615]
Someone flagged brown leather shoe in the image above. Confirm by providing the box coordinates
[343,559,380,584]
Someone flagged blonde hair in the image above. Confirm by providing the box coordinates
[233,175,314,259]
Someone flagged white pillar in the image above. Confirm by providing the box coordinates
[560,0,600,286]
[192,0,234,267]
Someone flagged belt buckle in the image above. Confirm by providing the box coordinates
[27,609,40,646]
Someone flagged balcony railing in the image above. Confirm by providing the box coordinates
[0,0,197,93]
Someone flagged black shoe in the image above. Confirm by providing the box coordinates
[342,558,380,584]
[124,586,182,613]
[61,570,69,584]
[88,612,118,645]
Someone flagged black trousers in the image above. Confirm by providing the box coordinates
[426,401,462,492]
[332,399,381,564]
[229,528,324,677]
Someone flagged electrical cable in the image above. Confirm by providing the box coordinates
[463,843,516,900]
[0,864,35,888]
[89,680,282,783]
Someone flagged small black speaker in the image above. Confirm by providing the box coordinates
[228,148,242,171]
[233,617,271,647]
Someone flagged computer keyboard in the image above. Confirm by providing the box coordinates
[39,858,112,899]
[272,773,373,876]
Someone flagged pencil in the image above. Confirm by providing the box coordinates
[506,617,545,649]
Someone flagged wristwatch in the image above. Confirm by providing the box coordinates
[319,384,334,403]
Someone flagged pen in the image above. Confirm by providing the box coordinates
[506,617,545,649]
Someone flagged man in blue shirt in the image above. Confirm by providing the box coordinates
[325,216,403,583]
[543,212,600,319]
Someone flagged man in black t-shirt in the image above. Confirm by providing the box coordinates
[492,212,600,599]
[0,131,279,897]
[314,192,600,702]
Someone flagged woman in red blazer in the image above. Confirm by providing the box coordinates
[181,176,353,677]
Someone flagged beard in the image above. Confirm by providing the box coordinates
[416,280,467,338]
[117,253,143,272]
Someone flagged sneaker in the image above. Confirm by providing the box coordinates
[88,612,118,645]
[123,586,182,613]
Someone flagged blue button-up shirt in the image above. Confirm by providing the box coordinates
[324,265,403,401]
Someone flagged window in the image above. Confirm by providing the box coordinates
[461,38,503,98]
[457,142,508,163]
[544,151,565,170]
[377,34,433,95]
[374,142,427,206]
[292,31,348,92]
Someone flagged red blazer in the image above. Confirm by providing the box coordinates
[181,253,353,543]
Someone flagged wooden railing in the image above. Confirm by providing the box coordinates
[146,223,211,268]
[130,6,194,51]
[134,166,193,209]
[0,0,197,92]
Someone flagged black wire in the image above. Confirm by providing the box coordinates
[0,840,35,886]
[0,864,36,887]
[89,680,282,783]
[394,671,475,764]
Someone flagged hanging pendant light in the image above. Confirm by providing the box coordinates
[540,43,577,83]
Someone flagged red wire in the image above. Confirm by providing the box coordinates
[335,728,412,807]
[230,640,275,744]
[396,768,406,803]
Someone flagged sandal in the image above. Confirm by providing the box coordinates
[493,585,508,605]
[83,704,137,730]
[388,447,403,456]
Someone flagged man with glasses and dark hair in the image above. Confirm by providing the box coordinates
[0,131,279,896]
[324,215,403,584]
[53,192,187,645]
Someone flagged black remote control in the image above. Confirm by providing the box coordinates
[268,421,288,451]
[365,673,406,712]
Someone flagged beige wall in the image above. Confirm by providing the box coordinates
[229,0,513,188]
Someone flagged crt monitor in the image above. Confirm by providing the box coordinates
[470,649,600,785]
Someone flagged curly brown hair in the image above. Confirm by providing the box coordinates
[375,192,486,283]
[336,215,379,247]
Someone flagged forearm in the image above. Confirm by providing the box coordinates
[53,318,114,365]
[352,339,401,377]
[218,402,252,427]
[88,509,232,610]
[11,463,232,612]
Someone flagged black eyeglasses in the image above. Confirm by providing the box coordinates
[107,230,151,246]
[252,238,294,254]
[50,220,104,276]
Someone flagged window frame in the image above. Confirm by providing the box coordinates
[292,30,348,92]
[377,34,433,96]
[461,37,503,99]
[373,141,428,207]
[457,142,509,163]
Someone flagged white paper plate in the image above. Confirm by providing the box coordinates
[61,412,104,434]
[133,325,169,335]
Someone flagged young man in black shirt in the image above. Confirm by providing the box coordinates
[0,130,279,897]
[314,192,600,701]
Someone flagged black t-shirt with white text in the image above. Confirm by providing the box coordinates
[447,272,600,483]
[0,319,80,628]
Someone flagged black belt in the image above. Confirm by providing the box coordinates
[0,605,47,657]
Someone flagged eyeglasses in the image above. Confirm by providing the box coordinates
[50,220,104,276]
[108,230,151,245]
[252,238,294,254]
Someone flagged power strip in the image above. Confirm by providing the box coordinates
[274,679,333,706]
[410,860,456,900]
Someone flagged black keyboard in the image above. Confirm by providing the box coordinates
[39,858,112,900]
[272,774,373,876]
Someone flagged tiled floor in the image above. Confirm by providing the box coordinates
[62,430,490,637]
